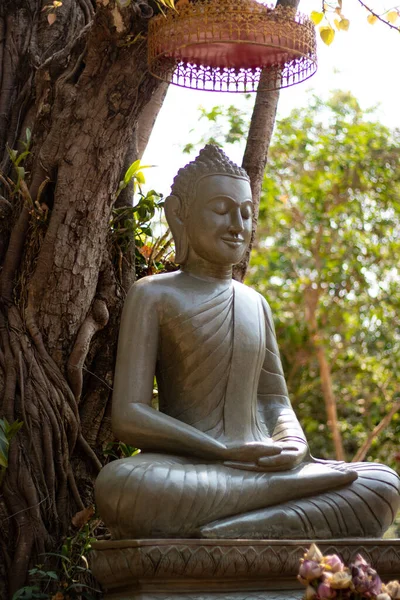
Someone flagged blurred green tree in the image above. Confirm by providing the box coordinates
[248,91,400,466]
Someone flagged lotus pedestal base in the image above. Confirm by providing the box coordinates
[90,538,400,600]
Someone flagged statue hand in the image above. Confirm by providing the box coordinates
[256,441,308,471]
[223,441,282,462]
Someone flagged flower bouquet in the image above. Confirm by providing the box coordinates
[298,544,400,600]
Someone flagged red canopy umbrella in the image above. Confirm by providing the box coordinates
[148,0,317,93]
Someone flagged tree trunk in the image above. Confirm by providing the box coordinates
[0,1,166,596]
[304,287,345,461]
[233,0,301,282]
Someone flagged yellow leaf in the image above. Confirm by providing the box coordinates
[135,171,146,185]
[367,14,378,25]
[310,11,324,25]
[47,12,56,25]
[386,10,399,24]
[319,26,335,45]
[334,18,341,30]
[339,18,350,31]
[53,0,62,6]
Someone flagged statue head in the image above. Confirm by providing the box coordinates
[165,145,252,266]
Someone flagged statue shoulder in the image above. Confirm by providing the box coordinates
[232,281,274,324]
[124,272,182,309]
[232,280,270,307]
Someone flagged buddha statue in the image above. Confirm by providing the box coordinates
[95,145,400,540]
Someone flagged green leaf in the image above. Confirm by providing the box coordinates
[123,160,141,185]
[0,425,9,468]
[6,420,23,438]
[7,146,18,163]
[311,11,324,25]
[135,171,146,185]
[319,26,335,45]
[45,570,58,580]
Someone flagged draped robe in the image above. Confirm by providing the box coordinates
[96,280,400,539]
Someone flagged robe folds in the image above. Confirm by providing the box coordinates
[95,281,400,539]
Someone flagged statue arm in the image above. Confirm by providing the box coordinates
[256,296,309,468]
[112,281,228,460]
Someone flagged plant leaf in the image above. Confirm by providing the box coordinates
[386,10,399,24]
[47,12,56,25]
[72,505,95,528]
[367,14,378,25]
[338,18,350,31]
[319,26,335,45]
[310,11,324,25]
[135,171,146,185]
[124,160,141,184]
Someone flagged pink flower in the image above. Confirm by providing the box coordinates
[352,554,370,570]
[351,562,382,597]
[299,560,324,583]
[317,582,336,599]
[321,554,345,573]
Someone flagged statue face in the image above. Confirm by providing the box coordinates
[186,175,252,266]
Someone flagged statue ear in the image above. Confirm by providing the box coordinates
[164,195,189,265]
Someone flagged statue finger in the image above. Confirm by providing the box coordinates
[257,444,282,457]
[223,460,264,472]
[257,452,299,470]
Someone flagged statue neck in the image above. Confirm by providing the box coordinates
[182,250,232,283]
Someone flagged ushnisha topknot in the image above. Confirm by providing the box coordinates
[170,145,250,217]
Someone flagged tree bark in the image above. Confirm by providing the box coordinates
[233,0,301,282]
[0,1,166,596]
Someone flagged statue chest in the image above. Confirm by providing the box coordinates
[156,285,266,443]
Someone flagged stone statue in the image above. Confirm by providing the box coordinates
[95,145,400,541]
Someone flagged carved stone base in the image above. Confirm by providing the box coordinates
[90,539,400,600]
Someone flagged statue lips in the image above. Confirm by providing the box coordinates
[221,236,245,248]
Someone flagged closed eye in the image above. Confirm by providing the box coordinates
[211,200,229,215]
[241,206,252,219]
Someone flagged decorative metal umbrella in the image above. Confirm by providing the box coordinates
[148,0,317,93]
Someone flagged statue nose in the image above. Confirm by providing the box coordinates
[228,209,244,234]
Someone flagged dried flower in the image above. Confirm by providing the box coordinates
[351,563,382,597]
[298,560,324,583]
[305,585,318,600]
[352,553,369,570]
[321,554,345,573]
[386,581,400,599]
[317,582,336,599]
[327,570,353,589]
[304,543,323,563]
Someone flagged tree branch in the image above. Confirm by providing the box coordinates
[352,397,400,463]
[356,0,400,31]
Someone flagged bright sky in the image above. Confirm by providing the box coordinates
[143,0,400,195]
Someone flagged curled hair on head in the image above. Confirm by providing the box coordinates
[170,145,250,218]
